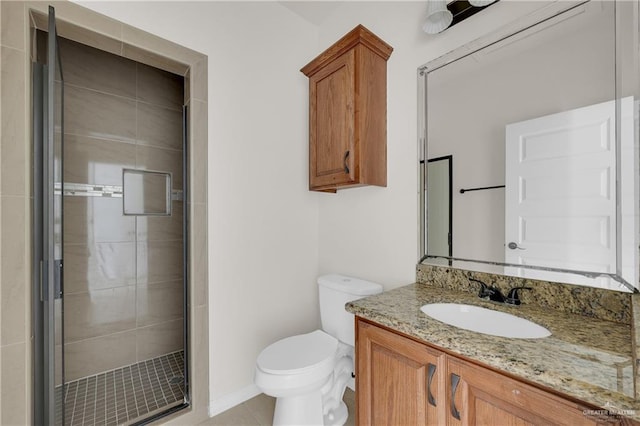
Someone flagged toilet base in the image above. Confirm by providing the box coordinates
[273,390,324,426]
[323,400,347,426]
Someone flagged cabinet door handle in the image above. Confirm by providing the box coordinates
[343,150,350,174]
[427,363,436,407]
[450,373,461,420]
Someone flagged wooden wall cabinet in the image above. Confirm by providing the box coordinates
[301,25,393,193]
[356,319,623,426]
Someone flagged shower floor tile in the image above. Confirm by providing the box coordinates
[61,350,185,426]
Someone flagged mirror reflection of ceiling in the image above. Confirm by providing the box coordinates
[423,1,639,292]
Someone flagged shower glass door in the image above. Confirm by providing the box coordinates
[33,6,65,425]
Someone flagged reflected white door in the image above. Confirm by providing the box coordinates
[505,99,624,288]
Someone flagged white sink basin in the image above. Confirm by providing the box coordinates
[420,303,551,339]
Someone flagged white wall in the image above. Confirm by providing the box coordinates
[76,0,559,415]
[77,0,321,411]
[313,1,553,289]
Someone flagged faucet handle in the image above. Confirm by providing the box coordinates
[469,278,491,298]
[505,287,532,305]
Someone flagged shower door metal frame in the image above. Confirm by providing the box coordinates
[33,5,65,425]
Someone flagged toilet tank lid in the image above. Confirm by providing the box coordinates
[318,274,383,296]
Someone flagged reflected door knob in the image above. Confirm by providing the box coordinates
[507,242,525,250]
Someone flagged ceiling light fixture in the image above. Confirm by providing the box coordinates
[422,0,453,34]
[468,0,497,6]
[423,0,499,35]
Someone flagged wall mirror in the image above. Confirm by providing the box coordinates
[418,0,639,292]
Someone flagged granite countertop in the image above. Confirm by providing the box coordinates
[346,282,640,419]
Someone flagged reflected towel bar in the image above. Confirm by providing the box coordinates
[459,185,505,194]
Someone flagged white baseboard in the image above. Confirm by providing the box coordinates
[208,384,262,417]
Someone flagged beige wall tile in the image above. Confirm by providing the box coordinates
[135,144,183,189]
[191,58,208,103]
[64,197,135,245]
[57,19,122,58]
[64,286,136,342]
[122,43,188,77]
[64,330,137,381]
[27,1,123,50]
[137,318,183,361]
[137,62,184,109]
[1,196,26,346]
[65,85,136,143]
[59,37,136,99]
[1,342,27,426]
[137,280,184,328]
[191,304,209,412]
[121,25,199,70]
[137,102,183,150]
[137,240,183,285]
[63,133,136,186]
[64,242,136,294]
[184,68,191,105]
[27,7,47,32]
[1,46,27,197]
[190,100,207,204]
[137,203,183,242]
[191,204,207,307]
[1,1,26,50]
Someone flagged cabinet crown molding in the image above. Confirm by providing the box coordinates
[300,24,393,77]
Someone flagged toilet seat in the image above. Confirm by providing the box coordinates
[257,330,338,376]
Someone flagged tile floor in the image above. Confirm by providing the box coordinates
[199,389,356,426]
[60,350,185,426]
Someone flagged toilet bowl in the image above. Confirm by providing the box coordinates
[254,274,383,426]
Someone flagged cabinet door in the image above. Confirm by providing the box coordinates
[447,357,606,426]
[356,319,445,426]
[308,49,356,190]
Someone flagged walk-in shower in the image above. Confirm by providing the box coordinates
[32,7,190,425]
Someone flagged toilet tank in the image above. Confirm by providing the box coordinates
[318,274,383,346]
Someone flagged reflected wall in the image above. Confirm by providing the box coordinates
[427,1,616,264]
[422,0,640,290]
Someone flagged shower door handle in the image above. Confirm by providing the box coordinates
[54,259,63,299]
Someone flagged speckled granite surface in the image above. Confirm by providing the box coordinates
[346,282,640,419]
[632,294,640,399]
[417,264,633,324]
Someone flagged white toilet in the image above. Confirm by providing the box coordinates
[254,274,383,426]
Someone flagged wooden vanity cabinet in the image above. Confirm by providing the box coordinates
[300,25,393,193]
[447,357,603,426]
[357,319,446,425]
[356,318,623,426]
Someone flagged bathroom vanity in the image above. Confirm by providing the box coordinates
[347,278,640,425]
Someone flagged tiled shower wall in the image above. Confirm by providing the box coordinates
[58,36,185,382]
